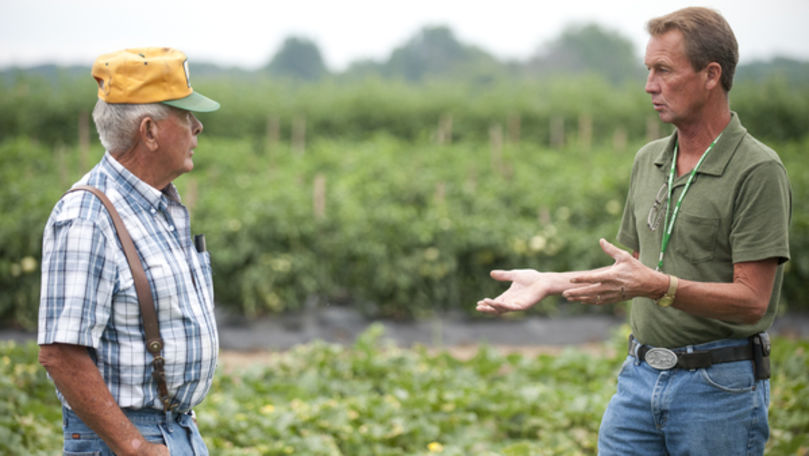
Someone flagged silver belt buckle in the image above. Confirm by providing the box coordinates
[645,348,678,370]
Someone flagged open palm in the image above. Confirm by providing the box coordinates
[476,269,547,314]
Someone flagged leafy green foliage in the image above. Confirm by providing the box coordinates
[2,130,809,327]
[3,330,808,454]
[0,69,96,146]
[3,69,809,147]
[177,135,636,319]
[777,137,809,312]
[0,138,86,328]
[735,57,809,89]
[767,337,809,455]
[731,77,809,143]
[0,340,70,454]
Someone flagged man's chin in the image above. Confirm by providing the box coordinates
[655,112,674,124]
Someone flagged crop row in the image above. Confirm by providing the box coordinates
[2,73,808,147]
[2,133,807,328]
[3,327,808,455]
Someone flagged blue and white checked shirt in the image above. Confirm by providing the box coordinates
[38,152,218,412]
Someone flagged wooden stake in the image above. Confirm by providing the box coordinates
[550,116,565,149]
[489,123,503,176]
[313,173,326,219]
[437,113,453,145]
[266,115,280,153]
[578,113,592,150]
[434,181,446,205]
[507,113,521,144]
[613,127,628,151]
[292,115,306,156]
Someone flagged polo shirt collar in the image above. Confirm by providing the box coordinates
[100,152,179,212]
[654,112,747,177]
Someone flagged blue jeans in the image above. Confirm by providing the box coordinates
[598,337,769,456]
[62,406,208,456]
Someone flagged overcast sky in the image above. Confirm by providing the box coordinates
[2,0,808,71]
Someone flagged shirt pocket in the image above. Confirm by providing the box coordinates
[672,212,720,263]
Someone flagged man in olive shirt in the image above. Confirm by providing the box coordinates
[618,110,790,349]
[476,7,790,455]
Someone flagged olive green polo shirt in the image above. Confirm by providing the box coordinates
[617,113,792,348]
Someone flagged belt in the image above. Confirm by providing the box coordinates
[628,335,755,370]
[120,407,195,423]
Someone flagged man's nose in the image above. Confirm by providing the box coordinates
[191,114,203,135]
[645,72,658,94]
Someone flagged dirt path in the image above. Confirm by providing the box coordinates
[215,307,628,351]
[217,342,618,374]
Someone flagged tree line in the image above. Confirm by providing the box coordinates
[3,23,808,86]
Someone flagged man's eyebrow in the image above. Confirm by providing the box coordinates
[645,59,669,68]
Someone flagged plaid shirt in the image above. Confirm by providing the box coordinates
[38,152,218,412]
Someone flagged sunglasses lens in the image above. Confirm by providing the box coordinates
[647,183,668,231]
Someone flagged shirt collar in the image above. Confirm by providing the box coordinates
[654,112,747,177]
[100,152,180,212]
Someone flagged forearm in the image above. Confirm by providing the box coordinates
[558,241,778,323]
[38,343,152,456]
[669,273,774,324]
[540,267,611,295]
[641,258,777,324]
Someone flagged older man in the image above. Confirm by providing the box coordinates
[38,48,219,455]
[477,8,791,455]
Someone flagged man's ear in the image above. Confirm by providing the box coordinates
[139,116,160,151]
[704,62,722,90]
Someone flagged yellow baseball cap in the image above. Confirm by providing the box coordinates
[92,47,220,112]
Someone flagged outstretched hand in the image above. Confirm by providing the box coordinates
[476,238,658,315]
[562,238,655,305]
[475,269,546,314]
[476,269,545,314]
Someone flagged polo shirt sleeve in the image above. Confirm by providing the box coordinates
[730,160,791,264]
[617,156,642,252]
[38,217,117,348]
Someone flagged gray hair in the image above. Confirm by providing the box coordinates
[92,100,172,154]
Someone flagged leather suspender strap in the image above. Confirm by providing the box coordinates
[64,185,173,411]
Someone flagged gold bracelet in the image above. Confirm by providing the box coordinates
[656,275,678,307]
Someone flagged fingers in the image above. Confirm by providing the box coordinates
[476,298,507,314]
[562,283,625,306]
[489,269,514,282]
[478,270,529,315]
[561,282,600,301]
[599,238,619,257]
[600,238,632,262]
[563,290,608,305]
[476,300,502,314]
[475,297,528,314]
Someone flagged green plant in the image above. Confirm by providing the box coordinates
[3,131,808,327]
[3,330,808,455]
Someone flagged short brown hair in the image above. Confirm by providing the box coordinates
[647,7,738,92]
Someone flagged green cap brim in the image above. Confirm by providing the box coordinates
[162,91,220,112]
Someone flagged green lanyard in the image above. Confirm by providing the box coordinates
[656,134,722,271]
